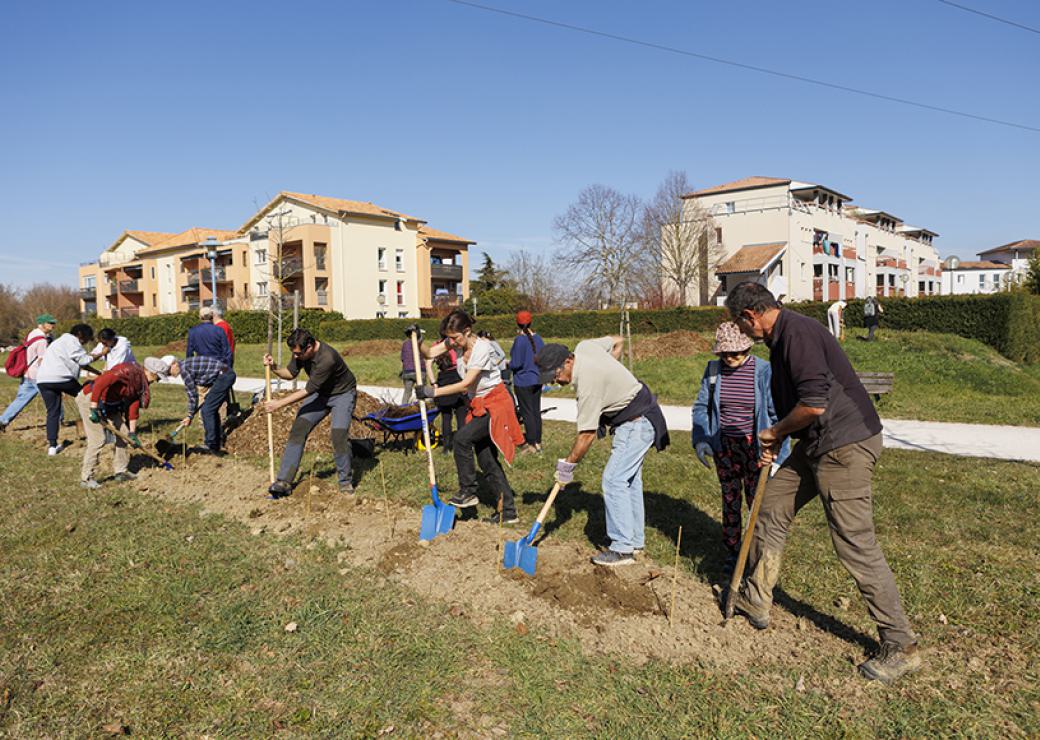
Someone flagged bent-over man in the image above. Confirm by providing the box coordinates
[535,337,669,567]
[262,328,357,497]
[163,353,237,455]
[725,281,919,683]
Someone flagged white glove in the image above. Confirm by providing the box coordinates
[695,442,714,468]
[554,459,577,484]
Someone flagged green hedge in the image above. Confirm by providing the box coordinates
[58,294,1040,364]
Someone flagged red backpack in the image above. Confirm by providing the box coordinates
[4,334,47,378]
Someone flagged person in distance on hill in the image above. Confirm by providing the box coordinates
[414,310,524,524]
[35,323,108,456]
[76,357,164,489]
[262,328,358,497]
[534,337,669,567]
[0,314,56,434]
[725,281,919,684]
[510,310,545,454]
[692,322,789,582]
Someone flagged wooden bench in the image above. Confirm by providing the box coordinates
[857,372,894,402]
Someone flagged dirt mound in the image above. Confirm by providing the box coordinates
[341,339,400,357]
[223,390,386,456]
[633,331,712,360]
[158,338,187,355]
[518,562,657,621]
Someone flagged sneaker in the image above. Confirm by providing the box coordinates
[80,479,101,490]
[448,493,479,508]
[591,550,637,567]
[268,480,293,499]
[195,448,226,458]
[339,481,356,495]
[482,512,519,525]
[0,421,7,433]
[48,445,62,456]
[858,642,922,683]
[113,471,137,482]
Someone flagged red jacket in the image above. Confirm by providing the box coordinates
[467,383,524,465]
[83,362,150,421]
[215,319,235,360]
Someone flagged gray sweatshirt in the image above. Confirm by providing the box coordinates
[36,333,94,384]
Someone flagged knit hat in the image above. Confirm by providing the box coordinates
[516,310,533,326]
[36,313,56,324]
[712,322,753,354]
[143,356,171,379]
[535,343,571,384]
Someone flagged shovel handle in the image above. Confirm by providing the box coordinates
[723,464,771,619]
[101,419,168,466]
[532,481,563,531]
[410,331,437,491]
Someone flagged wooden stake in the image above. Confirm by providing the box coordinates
[669,525,683,628]
[306,456,317,515]
[379,458,392,541]
[265,296,276,484]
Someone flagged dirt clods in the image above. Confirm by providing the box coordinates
[632,331,712,360]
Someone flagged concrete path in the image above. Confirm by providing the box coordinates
[161,377,1040,464]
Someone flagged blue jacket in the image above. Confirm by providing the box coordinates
[509,332,545,387]
[691,357,791,465]
[186,322,231,366]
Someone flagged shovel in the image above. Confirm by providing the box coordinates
[503,481,563,576]
[723,464,771,620]
[100,419,174,471]
[154,419,190,458]
[412,331,455,541]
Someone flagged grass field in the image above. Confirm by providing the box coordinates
[1,375,1038,736]
[131,327,1040,426]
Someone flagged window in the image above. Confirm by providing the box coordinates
[150,267,155,279]
[876,275,885,287]
[957,274,964,284]
[398,311,408,318]
[84,276,96,288]
[813,264,823,278]
[396,280,405,306]
[979,274,985,287]
[242,250,247,266]
[715,227,723,246]
[395,249,404,271]
[255,249,267,264]
[378,248,387,271]
[257,282,268,297]
[314,244,326,270]
[845,267,855,283]
[376,311,387,319]
[918,281,925,294]
[152,294,156,307]
[827,264,838,280]
[378,279,387,297]
[724,201,735,214]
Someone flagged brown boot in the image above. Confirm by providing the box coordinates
[858,642,922,683]
[732,549,782,629]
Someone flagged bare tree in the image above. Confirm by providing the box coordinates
[0,284,22,343]
[641,171,721,306]
[21,283,80,323]
[503,250,563,312]
[553,185,643,308]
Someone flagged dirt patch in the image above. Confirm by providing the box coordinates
[517,558,657,621]
[633,331,712,360]
[158,338,187,355]
[377,541,424,574]
[340,339,400,357]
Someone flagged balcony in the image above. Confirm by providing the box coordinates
[813,277,856,302]
[80,286,96,299]
[119,279,141,293]
[201,267,229,283]
[877,258,908,270]
[278,257,303,277]
[430,263,463,281]
[116,307,140,318]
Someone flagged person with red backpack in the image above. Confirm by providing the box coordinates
[0,314,56,433]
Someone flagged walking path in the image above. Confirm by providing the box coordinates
[166,376,1040,464]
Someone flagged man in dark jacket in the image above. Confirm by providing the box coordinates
[725,281,919,684]
[186,307,231,366]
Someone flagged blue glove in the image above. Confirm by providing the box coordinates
[415,384,436,400]
[695,442,713,468]
[554,459,577,484]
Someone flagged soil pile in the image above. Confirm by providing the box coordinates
[340,339,401,357]
[158,338,187,355]
[633,331,712,360]
[223,390,385,456]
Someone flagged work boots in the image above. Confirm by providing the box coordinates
[730,549,783,629]
[858,642,922,683]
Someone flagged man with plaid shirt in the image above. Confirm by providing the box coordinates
[160,353,237,455]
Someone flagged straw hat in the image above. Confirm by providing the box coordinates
[712,322,753,354]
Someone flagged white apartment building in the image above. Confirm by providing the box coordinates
[679,176,942,304]
[939,239,1036,295]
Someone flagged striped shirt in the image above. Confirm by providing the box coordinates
[719,356,757,436]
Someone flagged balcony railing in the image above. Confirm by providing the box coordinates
[278,257,303,277]
[80,286,96,299]
[119,279,141,293]
[430,263,463,281]
[201,267,228,283]
[116,307,140,317]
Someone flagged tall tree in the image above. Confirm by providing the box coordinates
[553,185,642,308]
[1025,252,1040,295]
[503,250,561,312]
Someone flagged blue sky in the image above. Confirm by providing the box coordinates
[1,0,1037,288]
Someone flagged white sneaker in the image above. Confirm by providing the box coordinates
[80,479,101,490]
[48,445,61,456]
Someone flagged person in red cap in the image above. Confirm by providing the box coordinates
[509,310,545,453]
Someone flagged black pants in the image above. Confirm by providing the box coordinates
[514,384,542,445]
[438,397,468,447]
[37,379,82,447]
[454,413,516,517]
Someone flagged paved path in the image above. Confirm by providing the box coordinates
[162,377,1040,464]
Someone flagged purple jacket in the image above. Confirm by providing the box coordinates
[401,340,416,374]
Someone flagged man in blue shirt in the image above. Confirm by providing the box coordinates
[186,307,231,366]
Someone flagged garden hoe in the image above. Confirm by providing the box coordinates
[723,464,771,621]
[100,419,174,471]
[503,481,563,576]
[412,330,455,541]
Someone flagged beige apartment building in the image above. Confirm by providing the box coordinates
[79,192,472,319]
[680,176,942,304]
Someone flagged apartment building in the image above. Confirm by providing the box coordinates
[939,239,1036,295]
[78,192,472,319]
[679,176,942,304]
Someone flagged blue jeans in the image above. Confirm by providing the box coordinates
[201,370,236,451]
[601,416,655,554]
[277,390,356,487]
[0,377,39,425]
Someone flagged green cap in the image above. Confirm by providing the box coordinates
[36,314,57,325]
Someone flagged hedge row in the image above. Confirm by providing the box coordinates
[59,294,1040,364]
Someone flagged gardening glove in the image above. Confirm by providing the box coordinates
[415,384,436,400]
[89,408,101,425]
[695,442,713,468]
[128,433,142,449]
[554,459,577,485]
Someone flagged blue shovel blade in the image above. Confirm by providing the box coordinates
[420,504,440,541]
[518,543,539,576]
[502,539,523,570]
[437,502,456,534]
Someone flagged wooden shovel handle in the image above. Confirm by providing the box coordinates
[101,419,167,466]
[724,463,771,619]
[533,481,563,528]
[410,331,437,489]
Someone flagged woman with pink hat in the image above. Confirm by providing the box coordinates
[509,310,545,453]
[692,321,789,580]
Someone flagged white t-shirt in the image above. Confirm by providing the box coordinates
[92,335,136,370]
[457,338,502,399]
